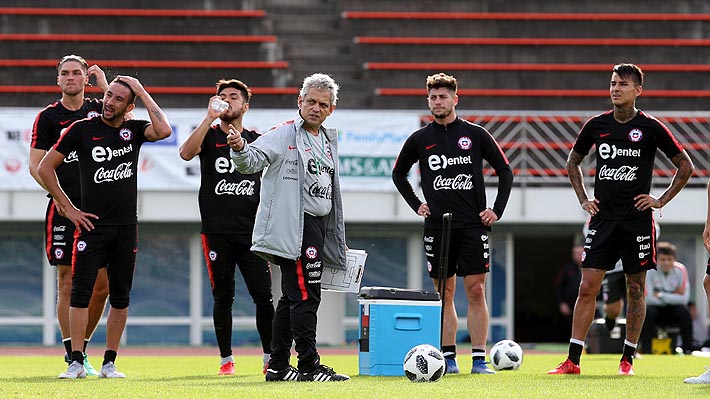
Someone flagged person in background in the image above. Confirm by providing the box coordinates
[28,55,109,376]
[640,242,694,354]
[555,244,583,338]
[179,79,274,376]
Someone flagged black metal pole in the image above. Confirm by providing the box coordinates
[438,213,452,350]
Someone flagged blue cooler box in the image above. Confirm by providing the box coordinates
[358,287,441,376]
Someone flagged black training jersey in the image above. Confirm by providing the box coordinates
[54,117,151,226]
[392,117,513,229]
[573,110,683,220]
[31,98,103,204]
[198,126,261,235]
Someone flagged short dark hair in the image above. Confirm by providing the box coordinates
[216,79,252,103]
[111,78,136,104]
[426,73,457,93]
[657,241,677,259]
[57,54,88,74]
[613,63,644,86]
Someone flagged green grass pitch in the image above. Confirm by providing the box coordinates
[0,353,708,398]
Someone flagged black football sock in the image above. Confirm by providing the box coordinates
[63,338,72,358]
[568,342,584,365]
[605,316,616,332]
[471,348,485,362]
[103,350,117,366]
[622,342,636,364]
[83,338,89,353]
[442,345,457,359]
[71,350,84,365]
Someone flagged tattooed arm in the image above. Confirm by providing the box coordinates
[634,151,694,211]
[116,75,172,142]
[567,149,599,216]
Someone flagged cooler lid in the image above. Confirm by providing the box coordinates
[358,286,440,301]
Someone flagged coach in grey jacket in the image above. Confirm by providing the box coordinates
[228,113,347,271]
[228,73,350,382]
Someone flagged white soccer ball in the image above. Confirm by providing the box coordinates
[402,344,446,382]
[490,339,523,370]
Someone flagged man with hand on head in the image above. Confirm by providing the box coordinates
[39,76,172,379]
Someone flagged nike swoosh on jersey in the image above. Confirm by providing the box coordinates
[215,143,229,148]
[600,133,611,137]
[60,120,72,126]
[425,144,437,150]
[91,136,103,141]
[288,146,297,150]
[640,260,649,265]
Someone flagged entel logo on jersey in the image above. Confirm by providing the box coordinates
[92,144,134,162]
[458,136,472,150]
[628,128,643,142]
[598,143,641,160]
[119,128,133,141]
[214,157,237,174]
[428,154,472,171]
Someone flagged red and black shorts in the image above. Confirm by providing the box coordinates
[582,214,657,274]
[44,199,76,266]
[70,224,138,309]
[423,226,490,279]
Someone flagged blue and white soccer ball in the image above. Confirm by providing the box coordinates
[490,339,524,371]
[402,344,446,382]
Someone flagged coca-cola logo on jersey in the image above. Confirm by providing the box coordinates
[433,174,474,190]
[428,154,472,171]
[214,179,255,196]
[94,162,133,183]
[308,182,332,199]
[598,164,638,181]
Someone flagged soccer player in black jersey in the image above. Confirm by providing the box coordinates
[39,76,172,379]
[179,79,274,376]
[548,64,693,376]
[392,73,513,375]
[28,55,110,375]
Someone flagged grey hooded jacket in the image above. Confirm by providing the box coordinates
[230,113,347,270]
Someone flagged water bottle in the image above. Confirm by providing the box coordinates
[211,98,229,113]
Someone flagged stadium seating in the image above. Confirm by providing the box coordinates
[341,3,710,111]
[0,5,296,108]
